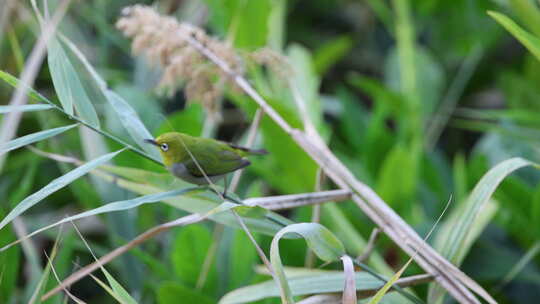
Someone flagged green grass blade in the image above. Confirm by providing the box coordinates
[509,0,540,37]
[0,188,199,251]
[270,223,345,303]
[0,149,124,231]
[488,11,540,62]
[440,158,533,262]
[429,157,535,303]
[91,167,290,236]
[0,124,77,154]
[47,38,100,127]
[72,223,138,304]
[218,270,429,304]
[392,0,418,105]
[105,90,161,161]
[0,104,54,114]
[313,35,353,75]
[102,268,138,304]
[500,240,540,287]
[0,70,55,104]
[367,258,416,304]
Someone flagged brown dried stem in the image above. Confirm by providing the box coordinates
[357,228,381,263]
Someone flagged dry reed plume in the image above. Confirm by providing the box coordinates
[116,5,288,121]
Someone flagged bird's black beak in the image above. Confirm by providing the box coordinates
[144,139,159,146]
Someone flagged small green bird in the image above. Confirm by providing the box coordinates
[145,132,267,185]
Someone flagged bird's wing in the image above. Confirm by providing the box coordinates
[183,141,250,177]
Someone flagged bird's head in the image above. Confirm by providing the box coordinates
[145,132,188,166]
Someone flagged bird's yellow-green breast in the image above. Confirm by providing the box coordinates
[145,132,266,184]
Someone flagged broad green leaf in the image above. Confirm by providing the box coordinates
[47,38,100,127]
[231,0,272,49]
[376,142,420,210]
[105,90,161,161]
[158,282,214,304]
[384,46,445,117]
[0,149,124,231]
[314,35,353,75]
[429,157,535,303]
[172,225,217,291]
[270,223,345,303]
[0,124,77,154]
[391,0,418,105]
[489,11,540,62]
[0,104,53,114]
[219,270,418,304]
[228,229,258,290]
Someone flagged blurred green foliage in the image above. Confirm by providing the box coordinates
[2,0,540,303]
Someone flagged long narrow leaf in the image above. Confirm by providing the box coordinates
[91,167,291,236]
[60,36,159,159]
[429,157,535,303]
[0,188,198,251]
[72,223,137,304]
[219,270,430,304]
[48,38,100,127]
[0,70,54,104]
[440,158,533,263]
[0,104,54,114]
[368,259,413,304]
[0,124,77,154]
[270,223,345,303]
[488,11,540,62]
[105,91,161,160]
[0,149,124,230]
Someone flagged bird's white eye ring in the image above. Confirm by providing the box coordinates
[161,143,169,151]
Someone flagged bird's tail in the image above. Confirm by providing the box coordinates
[230,144,268,155]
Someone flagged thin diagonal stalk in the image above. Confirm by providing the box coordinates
[177,26,494,304]
[0,0,71,171]
[425,45,483,150]
[305,168,324,268]
[229,108,264,190]
[357,228,381,263]
[197,107,265,287]
[40,188,351,300]
[175,129,275,277]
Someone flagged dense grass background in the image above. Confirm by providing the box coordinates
[1,0,540,303]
